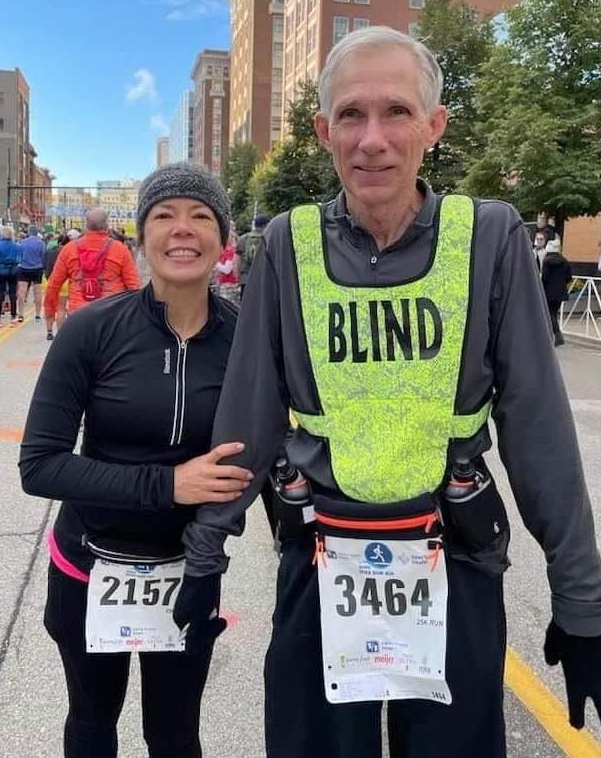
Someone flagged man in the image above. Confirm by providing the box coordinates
[234,213,270,299]
[174,27,601,758]
[17,224,45,321]
[533,230,547,271]
[44,207,139,327]
[535,212,557,244]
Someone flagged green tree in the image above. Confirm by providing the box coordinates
[461,0,601,234]
[416,0,494,192]
[222,142,260,232]
[249,81,340,216]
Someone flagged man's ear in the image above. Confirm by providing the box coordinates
[426,105,448,149]
[314,112,332,153]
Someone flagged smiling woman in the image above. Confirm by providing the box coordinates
[19,162,252,758]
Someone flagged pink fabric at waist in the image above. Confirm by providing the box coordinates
[48,529,89,583]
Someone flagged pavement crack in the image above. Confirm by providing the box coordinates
[0,530,39,539]
[0,499,53,672]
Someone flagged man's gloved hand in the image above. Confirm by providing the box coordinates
[173,573,227,655]
[544,619,601,729]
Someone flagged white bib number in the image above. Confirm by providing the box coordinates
[317,536,451,705]
[85,559,185,653]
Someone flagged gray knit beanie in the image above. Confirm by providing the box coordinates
[137,162,231,245]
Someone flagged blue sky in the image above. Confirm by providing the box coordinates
[1,0,230,187]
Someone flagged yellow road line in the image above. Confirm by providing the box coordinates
[506,646,601,757]
[0,309,35,346]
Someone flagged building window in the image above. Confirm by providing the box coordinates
[272,116,282,130]
[409,0,425,7]
[0,92,3,104]
[353,17,369,29]
[273,67,283,82]
[0,118,3,132]
[408,22,420,37]
[353,0,370,4]
[274,41,284,55]
[273,16,284,34]
[272,91,283,108]
[333,16,349,45]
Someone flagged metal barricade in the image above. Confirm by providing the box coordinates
[560,276,601,344]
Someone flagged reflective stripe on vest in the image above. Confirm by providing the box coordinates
[290,195,491,503]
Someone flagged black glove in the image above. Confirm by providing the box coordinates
[544,619,601,729]
[173,573,227,655]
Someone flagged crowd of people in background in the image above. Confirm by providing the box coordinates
[0,219,140,338]
[1,209,274,336]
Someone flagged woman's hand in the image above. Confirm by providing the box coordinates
[173,442,253,505]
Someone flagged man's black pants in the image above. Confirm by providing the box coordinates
[44,562,213,758]
[265,538,507,758]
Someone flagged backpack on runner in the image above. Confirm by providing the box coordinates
[243,229,263,269]
[76,238,112,301]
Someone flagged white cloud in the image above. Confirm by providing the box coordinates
[166,1,226,20]
[150,114,169,134]
[126,69,158,104]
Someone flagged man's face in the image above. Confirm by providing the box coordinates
[314,47,447,214]
[534,233,546,248]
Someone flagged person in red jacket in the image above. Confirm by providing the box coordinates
[44,207,140,333]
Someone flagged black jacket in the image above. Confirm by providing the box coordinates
[181,183,601,637]
[19,283,237,572]
[542,252,572,302]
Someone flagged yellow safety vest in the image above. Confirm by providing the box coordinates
[290,195,491,503]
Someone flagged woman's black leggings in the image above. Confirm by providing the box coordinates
[0,273,17,318]
[44,562,214,758]
[546,299,561,335]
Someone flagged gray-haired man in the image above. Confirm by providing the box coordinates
[175,26,601,757]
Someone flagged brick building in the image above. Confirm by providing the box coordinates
[0,68,53,226]
[229,0,284,155]
[281,0,521,133]
[191,50,231,175]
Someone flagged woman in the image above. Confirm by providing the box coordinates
[0,225,21,327]
[43,232,70,340]
[542,238,572,346]
[215,223,240,304]
[19,163,252,758]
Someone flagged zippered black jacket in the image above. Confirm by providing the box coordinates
[182,182,601,637]
[19,283,237,572]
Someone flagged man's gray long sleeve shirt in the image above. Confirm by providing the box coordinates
[182,182,601,636]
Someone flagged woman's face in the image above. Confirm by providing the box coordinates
[143,197,222,289]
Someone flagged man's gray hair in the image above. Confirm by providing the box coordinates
[318,26,444,118]
[86,207,109,232]
[1,225,14,240]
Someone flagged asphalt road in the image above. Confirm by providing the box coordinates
[0,312,599,758]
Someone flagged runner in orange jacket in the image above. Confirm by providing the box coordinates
[44,208,140,325]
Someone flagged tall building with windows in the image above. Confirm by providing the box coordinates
[281,0,520,133]
[169,91,195,163]
[156,137,170,168]
[230,0,285,154]
[190,50,230,176]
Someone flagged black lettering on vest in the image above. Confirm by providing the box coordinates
[416,298,443,360]
[368,301,381,362]
[329,303,347,362]
[383,300,413,361]
[349,301,367,363]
